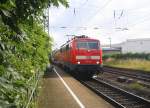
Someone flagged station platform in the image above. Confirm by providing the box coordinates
[38,66,114,108]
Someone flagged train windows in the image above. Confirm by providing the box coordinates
[63,46,66,52]
[77,41,99,49]
[88,42,99,49]
[77,42,87,49]
[60,48,62,52]
[66,44,69,50]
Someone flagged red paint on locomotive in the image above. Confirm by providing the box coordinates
[52,35,103,77]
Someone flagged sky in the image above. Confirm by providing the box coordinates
[49,0,150,49]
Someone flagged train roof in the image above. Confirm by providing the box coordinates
[60,35,99,48]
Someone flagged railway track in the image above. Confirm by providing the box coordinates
[82,78,150,108]
[103,66,150,82]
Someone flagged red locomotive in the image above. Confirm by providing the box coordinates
[52,35,103,78]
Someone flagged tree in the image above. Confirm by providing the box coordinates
[0,0,69,33]
[0,0,69,107]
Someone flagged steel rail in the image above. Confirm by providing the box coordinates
[103,66,150,82]
[81,78,150,108]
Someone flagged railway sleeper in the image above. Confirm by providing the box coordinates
[132,105,147,108]
[113,96,131,100]
[98,87,112,90]
[100,91,115,94]
[112,97,140,104]
[120,101,141,106]
[107,94,121,98]
[102,91,119,94]
[124,104,146,108]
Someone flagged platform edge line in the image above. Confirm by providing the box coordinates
[54,68,85,108]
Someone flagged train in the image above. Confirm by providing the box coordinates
[51,35,103,78]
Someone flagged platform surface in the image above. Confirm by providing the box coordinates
[38,66,114,108]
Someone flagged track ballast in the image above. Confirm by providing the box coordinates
[103,66,150,82]
[82,78,150,108]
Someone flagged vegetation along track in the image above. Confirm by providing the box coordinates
[82,78,150,108]
[103,66,150,82]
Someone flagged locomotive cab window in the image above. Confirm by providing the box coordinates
[77,42,87,49]
[77,41,99,49]
[88,42,99,49]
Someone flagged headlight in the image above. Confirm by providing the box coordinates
[96,61,99,64]
[77,61,80,64]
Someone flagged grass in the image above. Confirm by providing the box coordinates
[128,82,144,90]
[104,58,150,72]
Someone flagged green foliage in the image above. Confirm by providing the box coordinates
[0,0,69,107]
[129,82,144,90]
[102,54,113,60]
[103,53,150,71]
[0,0,69,33]
[0,20,51,107]
[103,53,150,60]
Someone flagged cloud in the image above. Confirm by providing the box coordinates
[49,0,150,47]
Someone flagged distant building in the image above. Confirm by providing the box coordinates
[102,38,150,54]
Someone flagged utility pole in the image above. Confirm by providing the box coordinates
[108,37,111,48]
[114,10,116,26]
[44,8,49,35]
[48,7,50,36]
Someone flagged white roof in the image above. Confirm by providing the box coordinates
[126,38,150,42]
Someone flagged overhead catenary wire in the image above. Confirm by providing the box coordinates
[50,0,150,43]
[49,26,104,30]
[73,0,112,34]
[50,0,112,33]
[50,8,150,32]
[128,15,150,29]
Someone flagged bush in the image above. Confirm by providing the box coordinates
[0,0,68,107]
[0,21,51,107]
[103,53,150,61]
